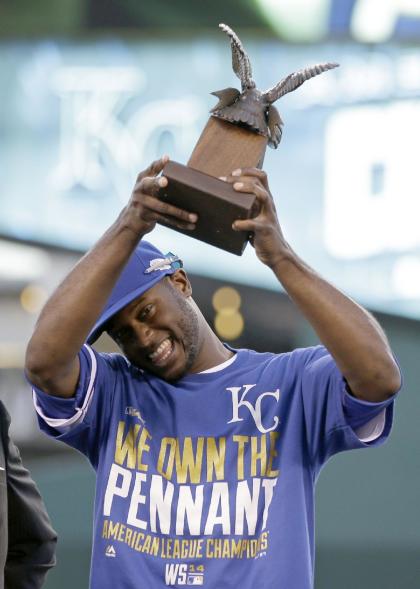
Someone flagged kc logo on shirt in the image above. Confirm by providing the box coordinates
[226,385,280,433]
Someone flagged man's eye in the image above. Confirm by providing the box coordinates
[139,304,154,321]
[114,329,133,345]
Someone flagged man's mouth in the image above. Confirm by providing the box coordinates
[147,337,174,366]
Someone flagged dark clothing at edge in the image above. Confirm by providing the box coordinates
[0,400,57,589]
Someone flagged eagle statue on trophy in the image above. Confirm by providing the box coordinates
[210,23,339,148]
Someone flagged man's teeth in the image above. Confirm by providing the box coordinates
[149,339,172,362]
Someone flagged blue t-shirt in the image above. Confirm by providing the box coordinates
[32,344,395,589]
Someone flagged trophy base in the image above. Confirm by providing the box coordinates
[158,161,257,255]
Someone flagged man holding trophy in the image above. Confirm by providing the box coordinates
[25,25,400,589]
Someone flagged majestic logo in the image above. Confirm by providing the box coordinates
[105,545,116,558]
[125,406,146,424]
[226,385,280,433]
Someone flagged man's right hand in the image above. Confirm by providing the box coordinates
[122,156,197,237]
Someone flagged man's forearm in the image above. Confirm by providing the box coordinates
[26,217,139,374]
[25,157,197,397]
[271,248,401,402]
[222,167,400,401]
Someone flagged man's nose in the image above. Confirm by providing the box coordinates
[134,322,154,348]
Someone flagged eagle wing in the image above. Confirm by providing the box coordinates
[219,23,255,91]
[210,87,240,112]
[263,62,339,104]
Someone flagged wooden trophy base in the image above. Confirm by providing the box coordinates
[159,161,256,255]
[158,117,268,255]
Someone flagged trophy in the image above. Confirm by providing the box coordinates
[158,24,338,255]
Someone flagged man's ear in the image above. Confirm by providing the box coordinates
[167,269,192,297]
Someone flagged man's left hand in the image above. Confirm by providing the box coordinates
[222,168,289,268]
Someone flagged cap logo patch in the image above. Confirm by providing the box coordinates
[144,255,180,274]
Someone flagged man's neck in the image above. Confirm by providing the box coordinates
[190,329,234,374]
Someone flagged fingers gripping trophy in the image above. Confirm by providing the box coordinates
[158,23,338,255]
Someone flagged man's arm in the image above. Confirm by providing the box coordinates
[25,156,197,398]
[226,168,401,402]
[0,403,57,589]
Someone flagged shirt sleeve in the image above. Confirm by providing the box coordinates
[295,346,399,474]
[353,410,386,443]
[31,344,123,468]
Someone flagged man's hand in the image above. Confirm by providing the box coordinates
[222,168,289,268]
[122,156,197,237]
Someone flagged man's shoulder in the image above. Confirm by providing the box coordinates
[94,349,134,373]
[240,344,328,366]
[231,345,334,386]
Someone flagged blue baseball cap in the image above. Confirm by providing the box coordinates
[87,241,183,344]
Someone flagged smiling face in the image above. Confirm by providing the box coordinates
[107,271,202,382]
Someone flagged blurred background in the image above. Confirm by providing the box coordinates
[0,0,419,587]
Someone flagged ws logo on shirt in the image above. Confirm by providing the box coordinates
[165,563,204,585]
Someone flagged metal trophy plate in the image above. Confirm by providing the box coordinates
[158,24,338,255]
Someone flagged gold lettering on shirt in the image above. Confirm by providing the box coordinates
[114,422,140,469]
[206,437,226,482]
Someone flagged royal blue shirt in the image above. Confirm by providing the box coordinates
[32,345,396,589]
